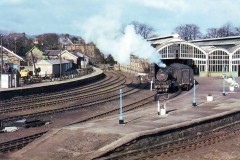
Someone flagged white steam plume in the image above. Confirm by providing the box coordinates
[78,5,163,65]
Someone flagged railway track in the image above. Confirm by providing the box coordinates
[0,71,120,107]
[68,88,182,125]
[0,70,180,155]
[0,71,137,153]
[0,87,153,153]
[0,77,143,123]
[0,92,155,154]
[146,124,240,160]
[0,88,181,154]
[100,122,240,160]
[0,72,130,113]
[0,73,144,126]
[0,77,128,114]
[0,131,47,153]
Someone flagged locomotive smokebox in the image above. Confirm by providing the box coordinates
[156,70,168,81]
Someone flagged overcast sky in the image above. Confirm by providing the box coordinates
[1,0,240,36]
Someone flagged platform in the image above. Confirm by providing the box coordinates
[0,67,104,100]
[0,67,103,92]
[10,77,240,160]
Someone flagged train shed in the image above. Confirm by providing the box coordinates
[148,34,240,77]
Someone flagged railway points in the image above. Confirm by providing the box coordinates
[0,68,152,156]
[6,76,240,160]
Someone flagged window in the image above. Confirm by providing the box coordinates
[233,49,240,59]
[209,50,229,72]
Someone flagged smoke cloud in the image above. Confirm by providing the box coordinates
[79,5,163,65]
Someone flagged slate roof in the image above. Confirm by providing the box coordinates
[37,59,70,65]
[71,51,89,59]
[148,34,184,45]
[149,34,240,54]
[189,36,240,53]
[44,50,60,56]
[190,36,240,46]
[59,37,73,46]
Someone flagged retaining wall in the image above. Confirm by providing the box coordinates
[0,71,105,100]
[94,109,240,159]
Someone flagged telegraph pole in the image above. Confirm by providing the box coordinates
[60,49,62,81]
[119,89,124,124]
[1,35,3,75]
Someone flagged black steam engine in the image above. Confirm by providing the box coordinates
[150,63,194,93]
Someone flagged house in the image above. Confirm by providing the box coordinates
[44,50,89,69]
[115,55,150,75]
[44,50,60,59]
[35,59,72,77]
[130,55,149,73]
[0,45,24,73]
[58,36,73,46]
[24,46,45,66]
[64,38,103,64]
[70,51,89,68]
[25,46,45,60]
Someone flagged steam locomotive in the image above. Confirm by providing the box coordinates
[150,63,194,93]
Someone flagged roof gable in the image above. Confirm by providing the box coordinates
[26,46,43,55]
[59,37,73,45]
[0,45,24,61]
[61,50,78,59]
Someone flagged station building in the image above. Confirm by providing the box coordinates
[148,34,240,77]
[114,55,149,75]
[0,45,24,73]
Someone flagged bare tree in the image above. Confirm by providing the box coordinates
[131,21,155,39]
[2,33,33,57]
[37,33,59,50]
[105,54,115,66]
[174,24,201,40]
[205,28,219,38]
[218,22,235,37]
[234,26,240,36]
[205,22,236,38]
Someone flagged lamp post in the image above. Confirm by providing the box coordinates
[223,77,226,96]
[222,65,226,96]
[119,89,124,124]
[150,78,153,91]
[58,39,66,81]
[14,37,17,53]
[1,35,3,75]
[192,80,197,106]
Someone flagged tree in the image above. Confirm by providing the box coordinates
[2,33,33,57]
[70,36,79,44]
[174,24,202,40]
[37,33,59,50]
[205,22,236,38]
[235,27,240,36]
[205,28,219,38]
[218,22,235,37]
[131,21,155,39]
[105,54,115,66]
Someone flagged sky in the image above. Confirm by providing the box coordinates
[0,0,240,37]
